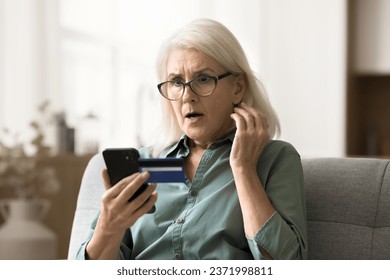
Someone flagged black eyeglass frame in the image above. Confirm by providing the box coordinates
[157,72,233,101]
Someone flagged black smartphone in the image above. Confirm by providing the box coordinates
[102,148,155,213]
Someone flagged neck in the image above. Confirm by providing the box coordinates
[190,140,209,150]
[189,126,236,150]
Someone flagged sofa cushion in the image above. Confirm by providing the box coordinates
[302,158,390,259]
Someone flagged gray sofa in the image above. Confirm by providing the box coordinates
[68,155,390,259]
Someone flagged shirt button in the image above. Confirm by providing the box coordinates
[175,252,181,259]
[189,189,197,196]
[176,218,185,224]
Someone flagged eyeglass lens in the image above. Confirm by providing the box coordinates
[161,76,216,100]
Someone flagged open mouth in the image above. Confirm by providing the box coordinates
[185,112,204,119]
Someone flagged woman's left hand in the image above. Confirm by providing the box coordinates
[229,103,270,170]
[229,103,275,250]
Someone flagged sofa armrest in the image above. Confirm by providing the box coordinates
[67,154,105,259]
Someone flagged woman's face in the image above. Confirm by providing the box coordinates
[165,48,245,146]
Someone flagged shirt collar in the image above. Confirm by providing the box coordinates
[160,129,236,158]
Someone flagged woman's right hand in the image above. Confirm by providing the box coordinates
[85,170,157,259]
[99,169,157,234]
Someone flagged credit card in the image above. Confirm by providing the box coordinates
[138,158,186,183]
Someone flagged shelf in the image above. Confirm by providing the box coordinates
[347,75,390,157]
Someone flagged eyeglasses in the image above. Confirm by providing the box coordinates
[157,72,233,101]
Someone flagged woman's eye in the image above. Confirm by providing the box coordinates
[172,79,183,87]
[197,75,211,84]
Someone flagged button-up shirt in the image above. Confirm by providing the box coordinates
[76,132,307,260]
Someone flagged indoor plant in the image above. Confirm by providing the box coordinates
[0,100,60,199]
[0,100,60,259]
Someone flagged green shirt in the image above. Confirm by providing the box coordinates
[76,132,307,260]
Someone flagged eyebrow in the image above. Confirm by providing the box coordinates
[167,68,216,80]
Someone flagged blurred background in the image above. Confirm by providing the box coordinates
[0,0,389,259]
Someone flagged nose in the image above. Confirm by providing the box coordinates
[181,84,197,103]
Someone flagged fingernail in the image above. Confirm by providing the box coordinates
[141,171,149,179]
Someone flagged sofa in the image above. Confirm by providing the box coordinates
[67,155,390,259]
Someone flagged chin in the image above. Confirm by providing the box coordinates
[184,129,208,142]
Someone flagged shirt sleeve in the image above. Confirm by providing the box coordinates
[247,211,302,259]
[248,146,308,260]
[74,212,133,260]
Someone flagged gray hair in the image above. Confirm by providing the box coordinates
[155,18,280,149]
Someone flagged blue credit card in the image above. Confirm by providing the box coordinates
[138,158,186,183]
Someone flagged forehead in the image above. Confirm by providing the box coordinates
[166,48,221,74]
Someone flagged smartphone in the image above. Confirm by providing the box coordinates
[102,148,155,213]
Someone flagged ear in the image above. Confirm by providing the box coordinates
[232,74,246,105]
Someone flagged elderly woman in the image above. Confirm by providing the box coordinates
[76,18,307,260]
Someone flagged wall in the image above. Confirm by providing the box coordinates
[256,0,348,157]
[1,0,42,134]
[353,0,390,73]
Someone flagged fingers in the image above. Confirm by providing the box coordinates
[124,182,157,210]
[236,103,257,129]
[101,170,157,211]
[101,170,139,199]
[131,190,158,219]
[102,169,112,191]
[231,103,269,132]
[229,103,271,169]
[117,172,150,202]
[121,180,157,218]
[230,112,246,131]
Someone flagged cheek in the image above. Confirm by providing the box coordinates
[210,97,234,117]
[171,104,183,124]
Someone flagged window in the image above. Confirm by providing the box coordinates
[1,0,265,155]
[58,0,216,153]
